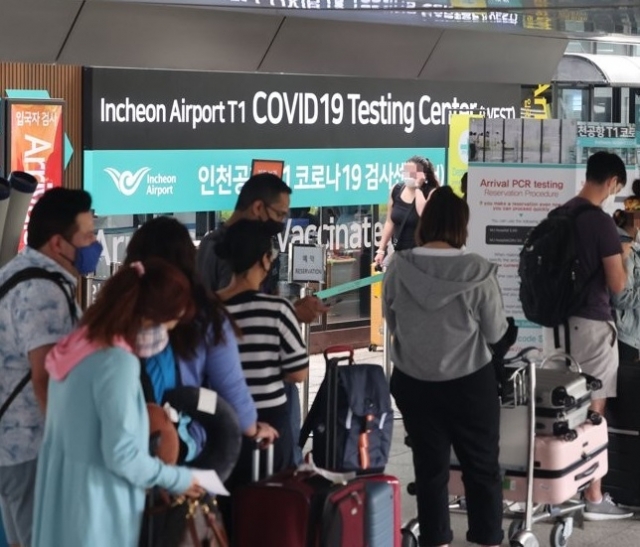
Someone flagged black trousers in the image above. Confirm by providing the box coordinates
[391,365,503,547]
[618,340,640,363]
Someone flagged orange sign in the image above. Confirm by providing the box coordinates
[251,159,285,178]
[7,100,65,249]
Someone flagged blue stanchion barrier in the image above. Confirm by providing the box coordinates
[315,272,384,300]
[0,516,7,547]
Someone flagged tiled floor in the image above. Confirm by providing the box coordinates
[304,348,640,546]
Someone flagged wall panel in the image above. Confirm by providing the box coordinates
[0,63,83,189]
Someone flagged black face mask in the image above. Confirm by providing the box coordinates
[263,218,286,233]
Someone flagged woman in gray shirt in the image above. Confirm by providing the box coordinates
[383,187,509,547]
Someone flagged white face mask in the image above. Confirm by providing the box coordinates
[135,325,170,358]
[602,187,616,210]
[403,177,417,188]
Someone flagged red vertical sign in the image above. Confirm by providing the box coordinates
[6,100,65,249]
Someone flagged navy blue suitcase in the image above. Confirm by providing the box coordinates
[366,481,395,546]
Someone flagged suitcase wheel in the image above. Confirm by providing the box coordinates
[550,519,572,547]
[588,378,603,391]
[588,411,603,426]
[401,529,418,547]
[369,344,377,352]
[508,519,525,540]
[563,430,578,442]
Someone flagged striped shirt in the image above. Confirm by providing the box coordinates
[224,291,308,410]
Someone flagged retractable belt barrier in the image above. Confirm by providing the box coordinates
[314,273,384,300]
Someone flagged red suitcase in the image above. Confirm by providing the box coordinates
[233,444,367,547]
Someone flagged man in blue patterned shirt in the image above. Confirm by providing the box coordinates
[0,188,97,547]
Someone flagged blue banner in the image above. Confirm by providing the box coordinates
[84,147,445,215]
[577,137,637,149]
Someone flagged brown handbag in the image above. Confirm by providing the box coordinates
[181,496,229,547]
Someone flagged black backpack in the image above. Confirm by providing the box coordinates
[518,203,600,328]
[0,267,77,422]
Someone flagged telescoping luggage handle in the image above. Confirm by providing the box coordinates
[323,345,354,368]
[251,440,274,483]
[540,352,603,392]
[540,352,582,373]
[322,345,355,470]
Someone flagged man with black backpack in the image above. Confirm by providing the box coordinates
[520,151,631,521]
[0,188,100,547]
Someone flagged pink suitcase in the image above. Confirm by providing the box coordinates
[450,419,608,505]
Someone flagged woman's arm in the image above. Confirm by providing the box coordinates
[279,301,309,382]
[202,319,258,434]
[375,191,396,266]
[611,253,640,311]
[478,274,509,345]
[94,350,192,494]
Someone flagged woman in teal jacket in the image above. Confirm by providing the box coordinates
[32,259,202,547]
[612,209,640,362]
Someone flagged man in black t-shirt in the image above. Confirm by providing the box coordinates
[543,152,631,521]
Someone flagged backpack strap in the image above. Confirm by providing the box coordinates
[139,357,158,403]
[0,373,31,424]
[553,321,571,351]
[0,267,78,423]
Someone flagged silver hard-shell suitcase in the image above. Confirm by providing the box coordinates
[535,367,601,410]
[534,353,602,439]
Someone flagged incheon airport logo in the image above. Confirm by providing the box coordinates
[104,167,151,197]
[104,167,177,197]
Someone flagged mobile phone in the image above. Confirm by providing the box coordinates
[322,296,343,307]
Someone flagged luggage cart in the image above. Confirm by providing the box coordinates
[401,349,591,547]
[506,350,587,547]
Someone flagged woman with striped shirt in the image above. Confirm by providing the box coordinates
[216,219,309,484]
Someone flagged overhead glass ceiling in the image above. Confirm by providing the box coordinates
[105,0,640,38]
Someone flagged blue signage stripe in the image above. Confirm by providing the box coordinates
[84,147,446,215]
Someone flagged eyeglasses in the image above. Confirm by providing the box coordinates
[264,202,289,222]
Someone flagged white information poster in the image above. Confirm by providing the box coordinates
[467,164,577,351]
[467,118,640,350]
[467,118,578,351]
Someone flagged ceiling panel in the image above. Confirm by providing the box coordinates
[0,0,84,63]
[84,0,640,39]
[58,2,283,71]
[421,31,568,85]
[260,18,443,78]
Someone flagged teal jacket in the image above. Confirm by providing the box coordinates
[612,247,640,351]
